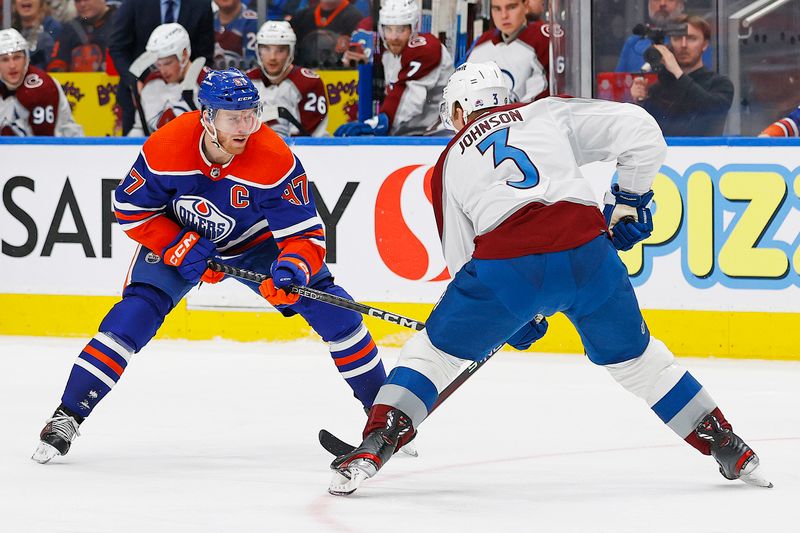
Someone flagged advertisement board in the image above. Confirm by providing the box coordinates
[1,138,798,357]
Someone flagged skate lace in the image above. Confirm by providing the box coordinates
[45,414,81,441]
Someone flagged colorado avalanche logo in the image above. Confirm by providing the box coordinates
[173,196,235,243]
[24,73,44,89]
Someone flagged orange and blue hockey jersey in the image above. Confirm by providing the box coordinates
[114,111,325,276]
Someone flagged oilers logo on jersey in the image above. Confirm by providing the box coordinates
[173,197,235,243]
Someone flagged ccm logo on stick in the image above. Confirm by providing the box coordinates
[367,309,420,329]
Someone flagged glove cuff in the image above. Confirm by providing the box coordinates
[610,184,654,208]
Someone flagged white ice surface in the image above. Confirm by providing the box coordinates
[0,336,797,533]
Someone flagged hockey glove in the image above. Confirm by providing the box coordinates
[334,113,389,137]
[162,229,220,284]
[258,256,311,306]
[506,317,549,351]
[602,184,654,251]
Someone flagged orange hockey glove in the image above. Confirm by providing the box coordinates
[259,278,300,306]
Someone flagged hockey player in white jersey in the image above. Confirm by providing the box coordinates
[327,61,772,495]
[466,0,550,102]
[246,21,328,137]
[127,24,208,137]
[0,28,82,137]
[334,0,453,136]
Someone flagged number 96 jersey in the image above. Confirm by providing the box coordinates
[246,66,329,137]
[0,65,83,137]
[432,98,666,275]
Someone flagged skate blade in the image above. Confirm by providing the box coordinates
[31,442,60,464]
[399,440,418,458]
[739,463,773,488]
[328,467,369,496]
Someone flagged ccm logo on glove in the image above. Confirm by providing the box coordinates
[165,232,199,266]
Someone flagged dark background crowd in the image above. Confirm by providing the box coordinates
[1,0,798,137]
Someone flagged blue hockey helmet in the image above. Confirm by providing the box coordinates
[198,68,260,111]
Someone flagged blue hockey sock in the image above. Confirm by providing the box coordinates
[60,284,173,417]
[329,324,386,408]
[61,332,134,416]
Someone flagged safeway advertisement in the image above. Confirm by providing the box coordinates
[1,140,798,313]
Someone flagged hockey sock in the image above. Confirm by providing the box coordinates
[329,323,385,408]
[605,337,729,455]
[60,331,134,416]
[60,283,173,417]
[372,330,465,428]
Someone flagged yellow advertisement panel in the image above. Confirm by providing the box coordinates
[50,72,121,137]
[318,69,359,135]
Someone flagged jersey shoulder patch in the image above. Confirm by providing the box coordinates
[401,33,442,69]
[299,67,320,79]
[288,66,324,93]
[242,8,258,19]
[519,21,553,46]
[14,66,60,109]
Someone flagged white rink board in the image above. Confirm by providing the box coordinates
[1,140,798,313]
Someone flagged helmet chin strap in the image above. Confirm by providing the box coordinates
[201,114,235,162]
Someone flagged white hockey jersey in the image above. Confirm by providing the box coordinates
[381,33,453,135]
[246,66,328,137]
[466,21,551,102]
[0,65,82,137]
[127,68,207,137]
[431,98,666,274]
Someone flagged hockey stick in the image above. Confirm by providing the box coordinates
[206,260,541,456]
[205,260,425,331]
[180,57,206,111]
[128,51,155,136]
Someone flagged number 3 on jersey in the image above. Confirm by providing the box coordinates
[477,128,540,189]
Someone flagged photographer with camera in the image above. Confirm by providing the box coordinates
[629,15,732,136]
[616,0,711,72]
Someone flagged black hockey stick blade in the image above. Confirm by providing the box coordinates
[319,429,356,456]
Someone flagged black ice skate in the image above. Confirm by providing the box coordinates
[328,408,413,496]
[31,406,82,464]
[695,413,772,488]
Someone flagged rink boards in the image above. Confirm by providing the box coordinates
[0,137,798,359]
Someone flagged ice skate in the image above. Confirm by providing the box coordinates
[32,407,81,464]
[695,414,772,488]
[328,408,413,496]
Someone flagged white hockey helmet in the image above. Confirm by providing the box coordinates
[146,23,191,66]
[255,21,296,82]
[0,29,30,89]
[379,0,421,43]
[440,61,510,131]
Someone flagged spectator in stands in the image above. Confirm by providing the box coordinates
[109,0,214,135]
[0,28,83,136]
[466,0,550,102]
[526,0,544,21]
[630,15,732,136]
[128,23,207,136]
[12,0,62,69]
[213,0,259,69]
[246,20,328,137]
[48,0,117,72]
[48,0,77,23]
[290,0,364,67]
[759,105,800,137]
[616,0,713,72]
